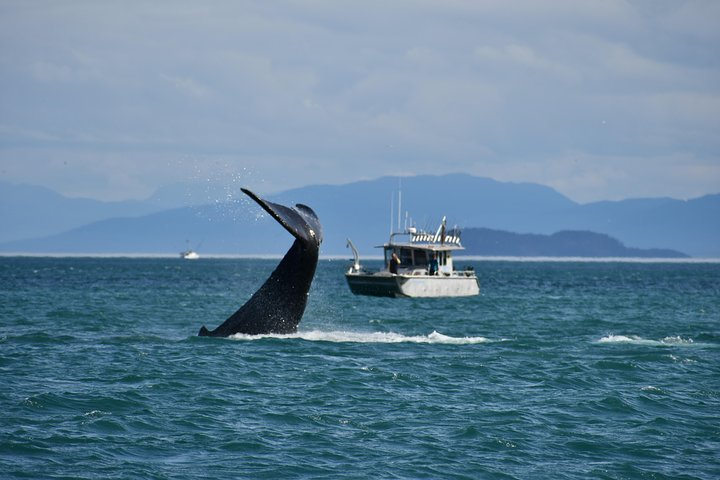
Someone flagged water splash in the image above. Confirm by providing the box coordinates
[180,160,268,223]
[228,330,491,344]
[597,335,696,346]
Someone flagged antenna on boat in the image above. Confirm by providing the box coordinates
[389,192,394,235]
[433,216,447,243]
[397,177,402,233]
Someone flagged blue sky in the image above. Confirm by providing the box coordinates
[1,1,718,203]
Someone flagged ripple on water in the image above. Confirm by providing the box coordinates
[1,258,719,480]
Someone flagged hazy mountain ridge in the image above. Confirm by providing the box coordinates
[271,174,717,256]
[0,180,233,244]
[461,229,687,258]
[1,174,717,256]
[0,181,168,243]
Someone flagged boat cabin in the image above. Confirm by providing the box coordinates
[381,230,464,276]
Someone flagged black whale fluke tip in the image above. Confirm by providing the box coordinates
[241,187,259,201]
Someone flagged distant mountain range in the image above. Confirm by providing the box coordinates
[1,174,717,257]
[461,229,686,258]
[0,180,227,243]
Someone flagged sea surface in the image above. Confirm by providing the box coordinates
[1,256,719,479]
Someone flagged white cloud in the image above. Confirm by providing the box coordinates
[0,0,718,202]
[161,74,211,99]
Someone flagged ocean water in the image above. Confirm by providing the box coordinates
[1,256,719,479]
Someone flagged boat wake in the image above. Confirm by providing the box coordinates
[228,330,491,344]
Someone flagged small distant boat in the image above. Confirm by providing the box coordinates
[345,217,479,298]
[180,240,201,260]
[180,249,200,260]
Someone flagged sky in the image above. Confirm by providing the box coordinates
[1,1,719,203]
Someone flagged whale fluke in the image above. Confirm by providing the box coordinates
[198,189,322,337]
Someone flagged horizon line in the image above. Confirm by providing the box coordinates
[1,252,718,264]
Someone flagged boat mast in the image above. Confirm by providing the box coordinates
[389,192,394,236]
[397,177,402,233]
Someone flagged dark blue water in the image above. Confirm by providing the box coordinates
[1,257,719,479]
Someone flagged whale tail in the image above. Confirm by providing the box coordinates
[197,188,322,337]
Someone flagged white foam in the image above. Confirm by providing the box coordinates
[228,330,491,345]
[640,386,663,393]
[597,335,695,346]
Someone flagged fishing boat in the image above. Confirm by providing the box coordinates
[180,249,200,260]
[180,240,200,260]
[345,217,479,298]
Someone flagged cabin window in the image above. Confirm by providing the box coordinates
[399,248,413,266]
[385,248,412,268]
[414,250,428,267]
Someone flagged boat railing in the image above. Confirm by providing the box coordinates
[389,230,462,247]
[388,232,412,245]
[346,238,361,271]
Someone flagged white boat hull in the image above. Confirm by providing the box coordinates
[346,272,479,298]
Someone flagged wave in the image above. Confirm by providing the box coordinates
[227,330,491,345]
[597,335,697,346]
